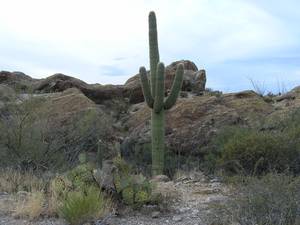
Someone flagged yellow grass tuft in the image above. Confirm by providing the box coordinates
[14,191,45,220]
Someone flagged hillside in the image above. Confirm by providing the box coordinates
[1,60,300,225]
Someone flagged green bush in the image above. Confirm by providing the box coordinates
[207,125,300,175]
[58,186,112,225]
[0,96,113,171]
[206,173,300,225]
[221,129,298,175]
[121,141,198,178]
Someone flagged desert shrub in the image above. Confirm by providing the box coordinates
[120,141,152,175]
[0,97,65,170]
[206,124,300,175]
[220,129,298,175]
[249,78,267,96]
[0,96,113,171]
[121,141,198,178]
[58,186,112,225]
[0,168,46,193]
[206,173,300,225]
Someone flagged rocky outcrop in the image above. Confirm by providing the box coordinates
[34,73,89,93]
[0,71,38,91]
[192,70,206,95]
[124,60,206,103]
[4,62,300,160]
[34,73,129,104]
[122,90,274,155]
[81,85,126,104]
[0,60,206,105]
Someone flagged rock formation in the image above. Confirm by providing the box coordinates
[2,62,300,164]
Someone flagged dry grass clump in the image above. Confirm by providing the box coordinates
[0,168,49,220]
[206,173,300,225]
[0,169,114,223]
[14,191,45,220]
[0,168,46,193]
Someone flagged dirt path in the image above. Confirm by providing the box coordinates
[106,173,229,225]
[0,173,229,225]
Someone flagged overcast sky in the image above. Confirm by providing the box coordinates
[0,0,299,93]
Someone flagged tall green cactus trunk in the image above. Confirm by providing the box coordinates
[139,11,184,176]
[151,110,165,175]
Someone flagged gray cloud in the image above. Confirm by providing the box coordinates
[0,0,300,92]
[98,65,126,76]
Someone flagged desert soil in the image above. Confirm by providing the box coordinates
[0,172,229,225]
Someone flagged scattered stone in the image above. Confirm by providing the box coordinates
[82,222,92,225]
[180,91,188,98]
[151,211,161,218]
[175,176,191,183]
[179,207,190,213]
[93,160,116,193]
[274,92,296,102]
[150,175,170,183]
[140,205,160,215]
[172,215,183,222]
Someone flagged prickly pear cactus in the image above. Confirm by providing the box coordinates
[122,187,135,205]
[67,163,95,190]
[112,156,152,206]
[135,190,150,204]
[139,11,184,176]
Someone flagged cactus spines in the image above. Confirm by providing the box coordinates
[139,67,153,108]
[154,62,165,113]
[164,64,184,110]
[149,11,160,96]
[139,11,184,176]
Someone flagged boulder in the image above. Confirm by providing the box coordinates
[0,71,37,91]
[124,60,206,104]
[193,69,206,95]
[93,160,117,192]
[34,73,89,93]
[81,85,126,104]
[34,73,128,104]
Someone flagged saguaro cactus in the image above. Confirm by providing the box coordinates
[139,11,184,176]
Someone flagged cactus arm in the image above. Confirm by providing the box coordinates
[149,11,160,96]
[154,62,165,113]
[139,67,154,108]
[164,63,184,110]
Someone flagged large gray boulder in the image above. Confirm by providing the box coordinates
[124,60,206,103]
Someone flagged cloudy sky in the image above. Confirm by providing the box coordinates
[0,0,299,93]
